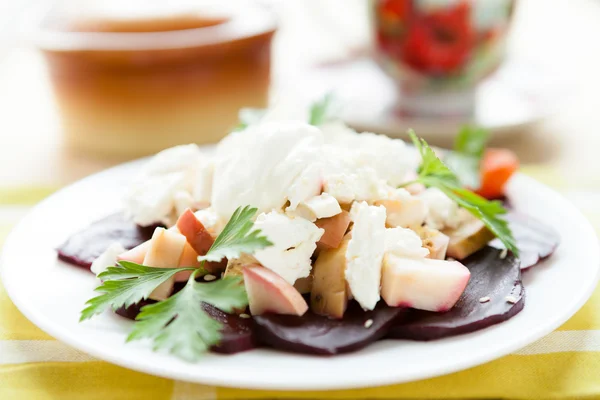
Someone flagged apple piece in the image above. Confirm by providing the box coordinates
[374,197,427,229]
[118,240,151,264]
[310,237,350,318]
[243,266,308,316]
[315,210,351,250]
[381,254,470,312]
[414,226,450,260]
[143,227,187,301]
[444,217,496,260]
[224,253,261,278]
[176,208,214,256]
[176,208,227,273]
[294,274,313,294]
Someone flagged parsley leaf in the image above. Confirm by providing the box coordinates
[198,205,272,263]
[309,93,336,126]
[445,125,489,189]
[80,261,199,322]
[127,275,248,362]
[407,131,518,256]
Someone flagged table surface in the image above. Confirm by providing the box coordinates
[0,0,599,189]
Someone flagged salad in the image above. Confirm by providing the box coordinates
[57,97,559,360]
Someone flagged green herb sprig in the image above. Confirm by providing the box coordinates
[404,131,518,256]
[445,125,489,189]
[80,205,272,361]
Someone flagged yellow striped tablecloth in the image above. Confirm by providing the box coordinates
[2,171,600,400]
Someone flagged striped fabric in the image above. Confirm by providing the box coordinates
[1,172,600,400]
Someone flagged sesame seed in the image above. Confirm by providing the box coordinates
[364,319,374,328]
[505,295,518,304]
[239,313,251,319]
[204,274,217,281]
[479,296,491,303]
[499,249,508,259]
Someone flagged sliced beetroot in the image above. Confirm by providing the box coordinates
[115,299,155,320]
[388,247,524,341]
[253,301,407,355]
[202,304,258,354]
[491,211,560,270]
[57,213,159,271]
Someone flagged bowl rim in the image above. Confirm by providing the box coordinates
[24,1,277,52]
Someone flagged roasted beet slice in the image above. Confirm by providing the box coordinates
[491,211,560,270]
[202,304,258,354]
[388,247,524,341]
[57,213,159,271]
[115,299,156,320]
[253,301,407,355]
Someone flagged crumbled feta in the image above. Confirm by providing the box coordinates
[286,164,322,211]
[173,190,195,218]
[419,188,470,230]
[287,193,342,222]
[124,172,189,227]
[385,227,429,258]
[345,202,387,310]
[142,144,202,176]
[194,207,224,236]
[321,122,418,187]
[211,121,324,220]
[91,242,126,276]
[252,211,324,284]
[323,167,388,204]
[124,144,214,227]
[192,157,214,205]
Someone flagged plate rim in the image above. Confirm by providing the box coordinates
[1,168,599,391]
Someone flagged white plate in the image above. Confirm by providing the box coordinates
[1,159,598,391]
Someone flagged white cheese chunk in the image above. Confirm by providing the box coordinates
[252,211,324,284]
[194,207,225,236]
[211,121,324,220]
[287,193,342,222]
[419,188,470,230]
[385,227,429,258]
[91,242,126,276]
[303,193,342,219]
[124,172,188,227]
[345,202,387,310]
[124,144,215,227]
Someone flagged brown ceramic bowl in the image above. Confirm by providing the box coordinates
[33,3,276,158]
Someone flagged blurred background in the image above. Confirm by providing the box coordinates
[0,0,598,190]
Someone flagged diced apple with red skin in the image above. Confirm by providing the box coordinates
[315,210,351,250]
[243,266,308,316]
[176,209,214,255]
[381,254,470,312]
[143,228,187,301]
[176,208,226,273]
